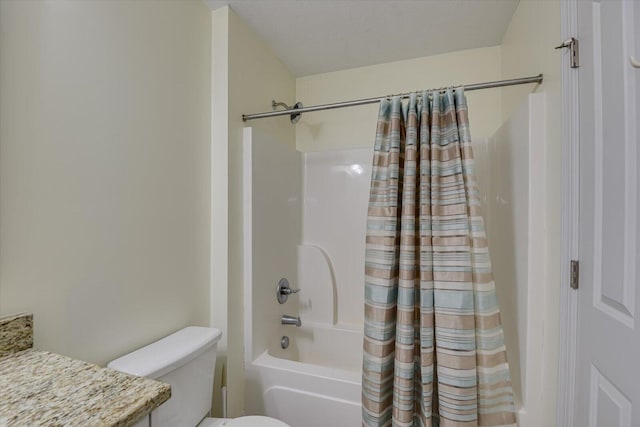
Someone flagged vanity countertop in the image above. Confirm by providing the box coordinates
[0,348,171,427]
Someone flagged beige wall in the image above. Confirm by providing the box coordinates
[0,0,211,367]
[211,6,296,417]
[210,6,230,417]
[500,1,561,426]
[296,46,503,151]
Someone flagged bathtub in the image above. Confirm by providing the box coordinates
[244,323,362,427]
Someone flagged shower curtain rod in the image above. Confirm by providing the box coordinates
[242,73,543,121]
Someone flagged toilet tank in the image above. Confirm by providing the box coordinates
[108,326,222,427]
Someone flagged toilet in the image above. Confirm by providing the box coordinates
[107,326,290,427]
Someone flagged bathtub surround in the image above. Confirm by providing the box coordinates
[500,3,561,426]
[242,127,524,426]
[0,313,33,357]
[477,94,547,424]
[362,92,516,426]
[243,129,361,426]
[242,128,301,365]
[299,149,373,327]
[0,349,170,427]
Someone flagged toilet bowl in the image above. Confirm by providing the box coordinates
[107,327,290,427]
[198,416,289,427]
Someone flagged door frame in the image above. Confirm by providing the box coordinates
[557,0,580,426]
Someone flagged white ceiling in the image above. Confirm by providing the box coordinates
[204,0,520,77]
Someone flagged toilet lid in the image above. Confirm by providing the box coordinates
[225,416,290,427]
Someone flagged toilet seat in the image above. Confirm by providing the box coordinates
[226,416,290,427]
[198,416,290,427]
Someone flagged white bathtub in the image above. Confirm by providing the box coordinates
[244,323,362,427]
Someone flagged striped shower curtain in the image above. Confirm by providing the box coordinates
[362,89,516,427]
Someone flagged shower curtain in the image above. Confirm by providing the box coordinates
[362,89,516,427]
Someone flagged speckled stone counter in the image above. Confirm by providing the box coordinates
[0,349,171,427]
[0,313,33,358]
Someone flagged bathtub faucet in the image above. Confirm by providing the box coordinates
[281,315,302,327]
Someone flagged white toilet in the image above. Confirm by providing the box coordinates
[107,326,290,427]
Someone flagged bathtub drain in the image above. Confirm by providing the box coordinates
[280,336,289,349]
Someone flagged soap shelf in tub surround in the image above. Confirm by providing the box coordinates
[0,312,33,357]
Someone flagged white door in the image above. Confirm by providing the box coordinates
[575,0,640,425]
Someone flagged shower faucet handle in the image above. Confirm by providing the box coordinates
[276,278,300,304]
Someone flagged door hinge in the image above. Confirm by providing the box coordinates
[570,260,579,289]
[555,37,579,68]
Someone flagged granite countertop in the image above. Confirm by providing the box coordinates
[0,349,171,427]
[0,313,33,358]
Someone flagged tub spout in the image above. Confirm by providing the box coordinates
[281,315,301,327]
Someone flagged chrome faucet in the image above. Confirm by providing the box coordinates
[276,278,300,304]
[281,315,301,327]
